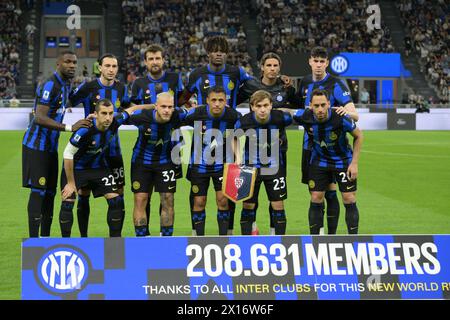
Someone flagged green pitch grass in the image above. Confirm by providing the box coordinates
[1,130,449,299]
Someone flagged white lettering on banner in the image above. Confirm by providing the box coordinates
[186,242,440,278]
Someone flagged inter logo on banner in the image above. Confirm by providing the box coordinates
[222,163,256,202]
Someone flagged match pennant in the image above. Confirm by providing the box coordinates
[222,163,256,202]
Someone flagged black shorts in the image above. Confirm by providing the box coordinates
[61,167,117,198]
[301,149,312,184]
[131,163,177,193]
[188,171,223,196]
[244,167,287,203]
[308,166,357,193]
[174,164,183,179]
[22,145,58,190]
[106,155,125,187]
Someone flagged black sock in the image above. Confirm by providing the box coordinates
[344,202,359,234]
[27,188,45,237]
[271,209,286,235]
[77,194,90,237]
[107,196,125,237]
[240,209,255,235]
[145,197,150,236]
[191,210,206,236]
[325,190,340,234]
[161,225,173,236]
[228,200,235,232]
[119,194,126,234]
[217,210,230,236]
[269,203,274,229]
[189,192,195,231]
[159,203,162,233]
[59,201,74,237]
[135,225,147,237]
[40,190,55,237]
[308,202,324,235]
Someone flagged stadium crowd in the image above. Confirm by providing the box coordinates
[0,1,21,100]
[121,0,252,83]
[397,0,449,103]
[253,0,395,56]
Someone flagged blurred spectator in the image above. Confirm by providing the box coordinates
[121,0,252,82]
[0,0,21,99]
[397,0,448,103]
[25,23,37,46]
[415,96,430,113]
[359,87,370,105]
[254,0,394,55]
[9,94,20,107]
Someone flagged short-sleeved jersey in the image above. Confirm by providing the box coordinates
[69,112,130,170]
[293,109,356,169]
[22,71,71,152]
[130,71,184,107]
[187,64,253,108]
[235,110,292,169]
[183,105,241,174]
[69,78,130,157]
[70,78,130,115]
[298,73,353,151]
[127,108,186,165]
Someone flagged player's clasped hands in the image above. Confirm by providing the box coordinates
[61,183,76,201]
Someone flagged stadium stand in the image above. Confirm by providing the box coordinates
[396,0,449,103]
[0,1,21,100]
[254,0,395,56]
[121,0,252,82]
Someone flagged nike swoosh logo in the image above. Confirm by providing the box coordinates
[203,85,210,90]
[346,186,354,190]
[168,186,175,190]
[280,193,286,197]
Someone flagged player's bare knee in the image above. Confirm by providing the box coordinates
[243,203,255,210]
[311,191,325,203]
[216,195,229,210]
[271,201,284,211]
[342,192,356,204]
[193,196,206,210]
[104,192,119,200]
[134,193,148,208]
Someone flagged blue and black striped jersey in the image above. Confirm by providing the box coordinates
[127,109,186,166]
[183,105,241,174]
[130,71,184,107]
[69,78,131,158]
[69,112,130,170]
[293,109,356,169]
[237,77,303,153]
[298,73,353,151]
[22,71,71,152]
[235,110,292,169]
[187,64,253,108]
